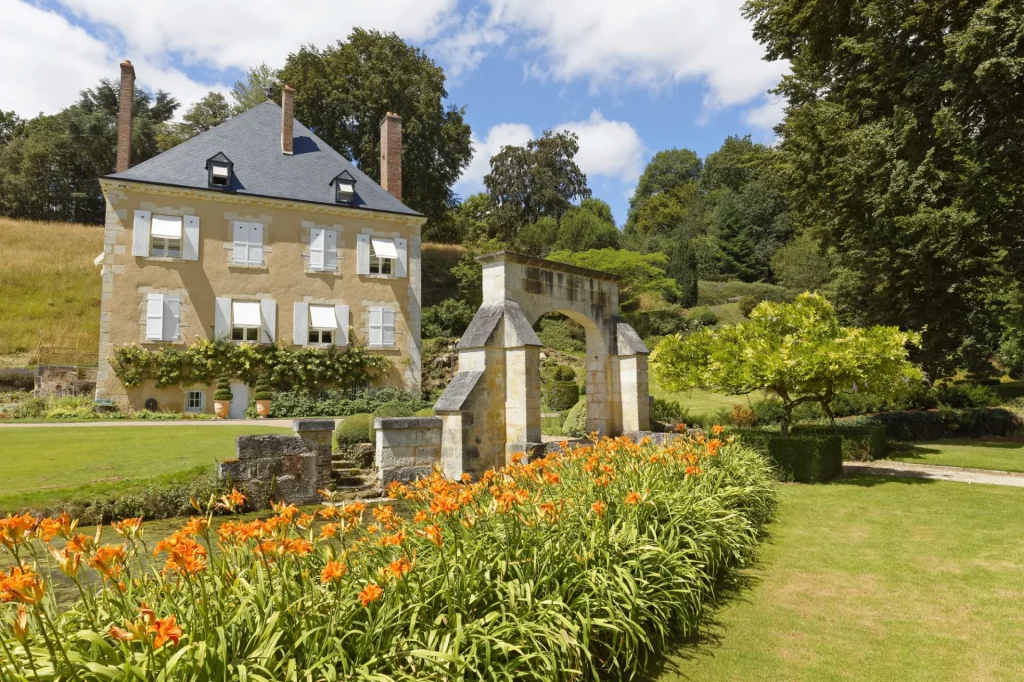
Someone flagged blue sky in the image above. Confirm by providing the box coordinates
[2,0,788,224]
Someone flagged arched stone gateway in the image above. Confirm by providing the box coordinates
[434,252,649,479]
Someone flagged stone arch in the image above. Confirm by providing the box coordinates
[434,252,649,479]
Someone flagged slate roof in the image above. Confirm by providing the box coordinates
[105,102,420,217]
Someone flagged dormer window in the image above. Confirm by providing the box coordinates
[206,152,233,190]
[331,170,356,204]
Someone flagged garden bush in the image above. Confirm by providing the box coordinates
[791,424,887,461]
[267,388,426,418]
[687,305,719,329]
[734,429,843,482]
[850,407,1022,441]
[651,397,690,426]
[546,377,580,411]
[750,397,786,424]
[933,382,1000,409]
[333,412,374,449]
[0,368,33,391]
[373,401,417,418]
[422,298,476,339]
[0,434,776,680]
[562,397,588,437]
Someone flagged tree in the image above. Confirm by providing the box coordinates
[451,192,495,245]
[231,63,277,114]
[184,92,231,134]
[547,249,680,310]
[667,239,699,307]
[0,111,24,146]
[484,130,590,243]
[743,0,1024,375]
[514,217,557,257]
[551,203,619,253]
[630,148,702,207]
[772,231,830,291]
[279,30,472,240]
[624,150,705,252]
[651,293,922,434]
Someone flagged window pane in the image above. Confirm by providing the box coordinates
[232,327,244,341]
[246,328,259,341]
[308,331,319,343]
[322,331,332,344]
[382,258,393,275]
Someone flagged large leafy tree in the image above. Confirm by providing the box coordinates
[651,293,922,433]
[278,30,472,241]
[231,63,278,114]
[547,248,680,311]
[744,0,1024,375]
[484,130,591,243]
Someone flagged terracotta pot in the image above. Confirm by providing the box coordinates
[214,400,230,419]
[255,400,271,418]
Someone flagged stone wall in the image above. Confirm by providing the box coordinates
[34,366,97,398]
[375,416,442,485]
[219,419,334,505]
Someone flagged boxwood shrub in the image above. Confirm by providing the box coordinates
[849,407,1021,441]
[734,429,843,483]
[333,413,374,450]
[791,424,887,461]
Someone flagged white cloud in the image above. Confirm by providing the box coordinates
[457,112,644,193]
[556,111,644,184]
[430,9,507,79]
[456,122,535,194]
[744,96,786,131]
[481,0,788,113]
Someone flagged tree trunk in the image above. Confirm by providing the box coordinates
[781,404,792,436]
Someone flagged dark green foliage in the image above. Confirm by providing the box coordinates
[791,424,887,462]
[562,398,588,438]
[374,401,417,418]
[182,92,231,134]
[735,429,843,483]
[551,203,619,253]
[266,388,425,418]
[933,382,1000,409]
[739,295,760,318]
[421,337,458,403]
[422,298,476,339]
[687,306,718,329]
[622,308,688,340]
[744,0,1024,375]
[278,29,472,241]
[652,398,690,426]
[852,408,1022,442]
[213,377,233,401]
[667,239,699,307]
[5,467,226,525]
[552,366,576,382]
[0,369,33,391]
[535,315,586,355]
[750,398,786,425]
[697,280,796,306]
[333,413,374,449]
[484,130,591,243]
[420,244,465,308]
[513,217,558,257]
[771,231,830,291]
[546,381,580,412]
[253,377,273,401]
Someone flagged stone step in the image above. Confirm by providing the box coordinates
[328,486,384,502]
[331,459,361,469]
[333,475,376,487]
[331,466,372,477]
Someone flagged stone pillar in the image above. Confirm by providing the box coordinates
[504,345,542,445]
[374,416,442,485]
[584,331,613,437]
[293,418,335,491]
[617,354,650,432]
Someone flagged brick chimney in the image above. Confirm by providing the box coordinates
[380,112,402,200]
[116,60,135,173]
[281,85,295,155]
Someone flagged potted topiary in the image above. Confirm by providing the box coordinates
[253,377,273,418]
[213,376,233,419]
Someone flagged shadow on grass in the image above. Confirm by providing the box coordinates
[635,548,769,681]
[836,472,937,487]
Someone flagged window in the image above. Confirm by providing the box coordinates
[369,237,398,275]
[185,390,204,412]
[232,221,264,266]
[331,170,356,204]
[307,304,337,345]
[145,294,180,341]
[231,300,262,342]
[309,228,338,272]
[368,306,396,347]
[150,215,182,258]
[206,152,233,190]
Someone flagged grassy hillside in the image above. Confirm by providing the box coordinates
[0,219,103,366]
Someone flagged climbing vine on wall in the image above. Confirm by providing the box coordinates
[110,339,392,389]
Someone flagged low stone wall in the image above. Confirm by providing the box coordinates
[375,416,443,485]
[219,419,334,505]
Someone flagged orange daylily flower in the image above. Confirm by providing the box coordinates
[412,510,429,524]
[418,524,443,548]
[216,488,247,511]
[386,556,413,580]
[0,565,45,605]
[89,544,128,581]
[150,615,182,648]
[624,491,642,506]
[318,523,340,540]
[111,518,143,539]
[358,582,384,607]
[591,501,607,518]
[12,606,29,643]
[0,513,37,549]
[320,561,347,584]
[37,512,75,541]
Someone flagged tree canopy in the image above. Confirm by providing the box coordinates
[547,248,680,310]
[651,293,923,433]
[278,29,472,241]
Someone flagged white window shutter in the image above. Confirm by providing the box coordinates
[163,296,180,341]
[356,234,370,275]
[232,222,246,263]
[334,304,349,346]
[260,299,276,343]
[145,294,164,340]
[132,210,152,257]
[394,238,408,278]
[383,307,396,346]
[250,224,264,265]
[293,302,308,346]
[182,216,200,261]
[214,297,232,338]
[324,230,338,271]
[368,306,383,347]
[309,228,325,271]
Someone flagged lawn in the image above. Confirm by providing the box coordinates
[0,424,289,510]
[650,476,1024,681]
[651,381,751,417]
[889,439,1024,473]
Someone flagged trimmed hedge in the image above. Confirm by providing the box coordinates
[546,381,580,411]
[849,407,1022,441]
[563,397,588,437]
[333,413,374,450]
[734,429,843,483]
[791,424,887,461]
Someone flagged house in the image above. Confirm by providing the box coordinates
[94,61,425,417]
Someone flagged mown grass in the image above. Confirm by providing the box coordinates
[0,218,103,365]
[651,380,750,417]
[890,439,1024,473]
[650,476,1024,681]
[0,424,289,511]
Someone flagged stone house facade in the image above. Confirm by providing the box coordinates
[94,62,425,414]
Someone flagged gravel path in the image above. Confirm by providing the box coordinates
[0,418,305,429]
[845,460,1024,488]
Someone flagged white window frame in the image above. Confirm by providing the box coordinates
[184,389,205,413]
[231,300,262,343]
[233,221,264,266]
[369,253,394,275]
[150,215,183,259]
[368,306,396,348]
[307,304,337,346]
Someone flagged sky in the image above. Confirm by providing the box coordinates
[1,0,789,224]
